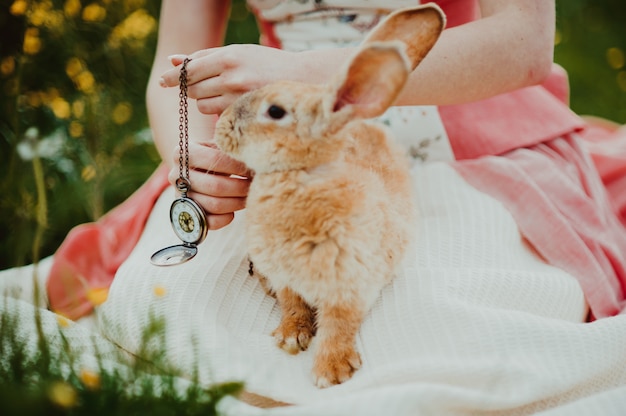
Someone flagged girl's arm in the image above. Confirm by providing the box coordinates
[299,0,556,106]
[160,0,555,111]
[147,0,251,230]
[396,0,555,105]
[146,0,230,165]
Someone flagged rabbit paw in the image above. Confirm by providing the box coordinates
[314,346,362,388]
[272,317,315,355]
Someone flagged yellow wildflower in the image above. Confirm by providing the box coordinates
[56,315,71,328]
[69,121,84,138]
[64,0,81,17]
[10,0,27,16]
[112,102,133,125]
[29,5,48,27]
[48,381,77,408]
[1,56,15,76]
[153,285,167,297]
[79,368,101,390]
[81,164,97,182]
[86,287,108,306]
[82,3,106,22]
[23,28,42,55]
[65,57,84,79]
[72,99,85,118]
[607,47,625,70]
[75,70,95,93]
[108,9,156,48]
[49,97,71,119]
[43,10,64,31]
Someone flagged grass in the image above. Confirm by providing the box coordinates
[0,296,244,416]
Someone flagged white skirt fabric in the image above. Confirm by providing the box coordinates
[79,161,626,415]
[2,160,626,414]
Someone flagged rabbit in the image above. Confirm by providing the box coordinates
[214,4,445,388]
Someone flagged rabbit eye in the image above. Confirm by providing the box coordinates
[267,105,286,120]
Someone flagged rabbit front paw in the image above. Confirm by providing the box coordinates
[314,346,362,388]
[272,316,316,354]
[272,287,316,354]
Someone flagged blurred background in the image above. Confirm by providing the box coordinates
[0,0,624,270]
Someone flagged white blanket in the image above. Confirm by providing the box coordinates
[3,162,626,414]
[99,162,626,414]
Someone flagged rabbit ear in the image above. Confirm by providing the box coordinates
[364,4,445,70]
[331,43,410,120]
[329,4,445,122]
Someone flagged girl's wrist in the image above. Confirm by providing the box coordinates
[295,48,355,84]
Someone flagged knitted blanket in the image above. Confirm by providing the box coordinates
[89,162,626,415]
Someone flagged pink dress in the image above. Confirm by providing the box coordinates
[47,0,626,320]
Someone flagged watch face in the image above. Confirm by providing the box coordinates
[170,197,207,244]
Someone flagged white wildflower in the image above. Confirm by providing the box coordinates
[17,128,66,161]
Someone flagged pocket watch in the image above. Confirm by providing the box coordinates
[170,192,208,246]
[151,58,208,266]
[151,178,208,266]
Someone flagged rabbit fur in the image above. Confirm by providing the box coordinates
[214,4,445,388]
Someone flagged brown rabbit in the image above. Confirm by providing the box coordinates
[214,4,445,388]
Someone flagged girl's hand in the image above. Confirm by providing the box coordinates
[160,44,298,115]
[168,141,252,230]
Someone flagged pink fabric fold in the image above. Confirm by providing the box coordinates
[47,164,170,320]
[439,65,586,161]
[579,119,626,228]
[455,135,626,320]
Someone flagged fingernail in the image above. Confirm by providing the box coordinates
[159,77,167,87]
[168,54,187,64]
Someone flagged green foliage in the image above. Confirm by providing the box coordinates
[0,0,623,270]
[0,0,164,268]
[0,0,258,269]
[0,300,243,415]
[555,0,626,123]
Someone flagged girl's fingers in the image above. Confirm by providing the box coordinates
[168,54,187,66]
[160,50,221,88]
[166,167,247,231]
[171,141,249,178]
[203,212,235,231]
[195,95,233,116]
[185,48,218,61]
[168,164,251,198]
[187,142,251,178]
[187,192,247,215]
[188,169,251,198]
[187,76,222,100]
[181,65,247,114]
[187,76,246,115]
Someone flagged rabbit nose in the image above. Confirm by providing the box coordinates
[234,101,251,120]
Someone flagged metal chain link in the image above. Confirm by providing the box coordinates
[177,58,191,193]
